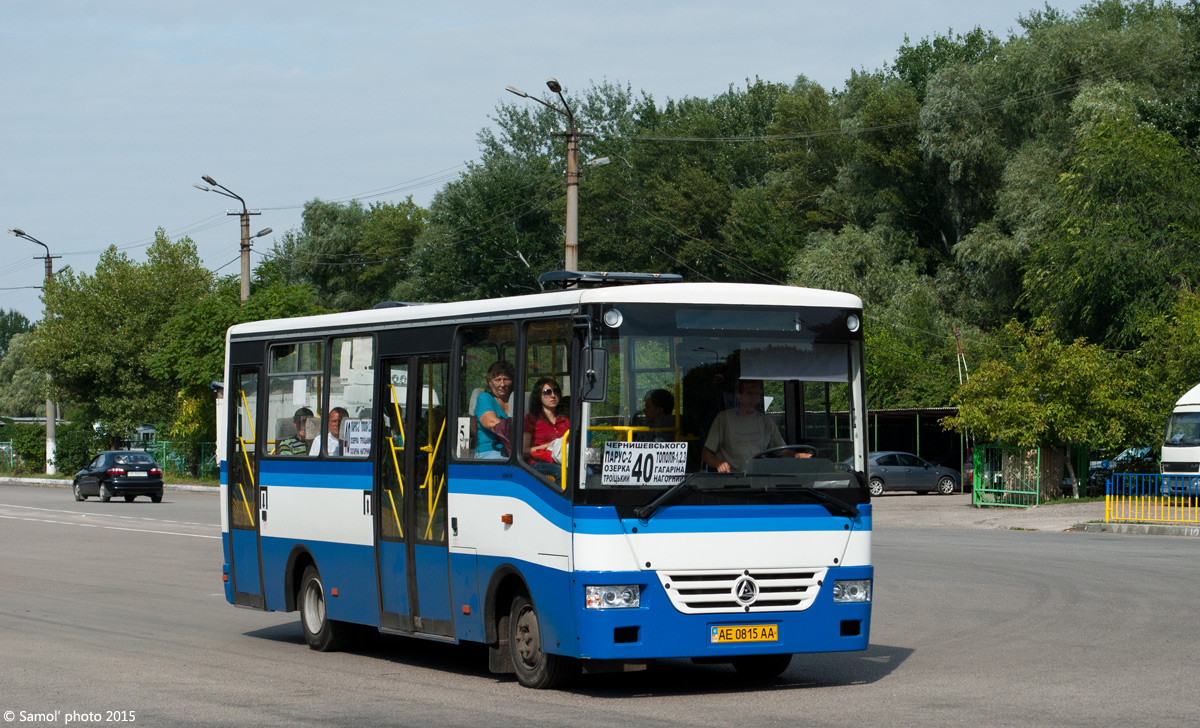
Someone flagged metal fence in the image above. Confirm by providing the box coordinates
[1106,473,1200,524]
[972,445,1042,508]
[0,441,13,470]
[121,440,217,479]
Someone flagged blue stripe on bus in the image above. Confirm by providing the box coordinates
[449,464,573,525]
[570,503,872,535]
[258,459,373,489]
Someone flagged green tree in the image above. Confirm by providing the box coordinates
[0,309,32,357]
[29,230,214,440]
[1023,82,1200,346]
[0,333,46,417]
[270,198,427,311]
[942,319,1144,497]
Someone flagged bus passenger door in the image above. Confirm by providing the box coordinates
[375,356,453,637]
[376,359,412,631]
[228,368,264,608]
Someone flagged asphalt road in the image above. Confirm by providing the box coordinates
[1,483,1196,727]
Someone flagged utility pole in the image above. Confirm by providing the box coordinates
[6,228,61,474]
[194,176,271,302]
[506,78,594,272]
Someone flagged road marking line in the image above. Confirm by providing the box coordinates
[0,503,214,527]
[0,515,97,527]
[0,513,219,539]
[103,525,219,539]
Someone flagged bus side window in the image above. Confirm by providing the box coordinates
[325,336,374,458]
[456,324,516,461]
[522,319,572,487]
[265,341,323,457]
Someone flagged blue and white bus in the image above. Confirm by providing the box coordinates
[219,274,872,688]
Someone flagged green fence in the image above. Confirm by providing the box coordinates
[0,441,13,470]
[973,445,1042,508]
[121,440,216,478]
[972,443,1090,508]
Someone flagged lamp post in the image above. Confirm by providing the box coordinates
[506,78,592,272]
[193,175,264,302]
[6,228,62,475]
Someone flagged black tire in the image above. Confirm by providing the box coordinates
[124,494,136,503]
[299,565,351,652]
[732,653,793,679]
[868,477,884,497]
[509,593,576,689]
[150,493,162,503]
[99,482,112,503]
[74,482,86,502]
[937,476,956,495]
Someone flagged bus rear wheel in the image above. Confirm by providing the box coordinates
[509,593,576,689]
[299,565,352,652]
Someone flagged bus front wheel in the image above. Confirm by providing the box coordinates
[509,593,576,689]
[299,565,352,652]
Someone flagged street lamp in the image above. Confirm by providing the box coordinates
[193,175,263,302]
[506,78,592,272]
[6,228,62,475]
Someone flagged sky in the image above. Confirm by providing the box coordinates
[0,0,1088,323]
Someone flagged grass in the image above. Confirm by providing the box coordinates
[1039,495,1106,506]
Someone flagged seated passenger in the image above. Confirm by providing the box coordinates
[475,361,514,459]
[524,377,569,476]
[700,379,809,472]
[310,406,350,456]
[635,389,675,441]
[275,407,314,455]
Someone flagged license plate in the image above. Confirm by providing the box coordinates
[127,471,148,478]
[710,624,779,644]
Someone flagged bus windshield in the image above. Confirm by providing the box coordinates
[582,303,864,496]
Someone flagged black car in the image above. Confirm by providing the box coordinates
[866,451,959,496]
[73,451,164,503]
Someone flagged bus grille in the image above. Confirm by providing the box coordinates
[656,568,827,614]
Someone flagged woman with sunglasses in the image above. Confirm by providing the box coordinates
[523,377,569,476]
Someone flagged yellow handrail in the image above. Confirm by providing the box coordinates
[559,430,569,490]
[236,482,255,528]
[385,435,405,538]
[235,436,257,528]
[390,383,406,444]
[422,419,447,541]
[386,489,403,537]
[239,388,255,436]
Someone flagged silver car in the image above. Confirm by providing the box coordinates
[866,451,959,496]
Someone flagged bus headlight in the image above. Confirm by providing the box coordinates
[585,585,641,609]
[832,580,871,603]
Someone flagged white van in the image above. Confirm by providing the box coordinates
[1161,382,1200,495]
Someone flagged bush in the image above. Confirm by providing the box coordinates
[54,422,109,475]
[0,419,109,475]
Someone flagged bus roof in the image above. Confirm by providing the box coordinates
[226,282,862,339]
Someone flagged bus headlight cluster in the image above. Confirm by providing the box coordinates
[832,580,871,603]
[585,585,641,609]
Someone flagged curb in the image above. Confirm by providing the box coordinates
[0,477,217,494]
[1074,522,1200,537]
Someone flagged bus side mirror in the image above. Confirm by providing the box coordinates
[580,346,609,402]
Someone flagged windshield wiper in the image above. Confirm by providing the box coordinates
[773,483,860,519]
[634,472,703,521]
